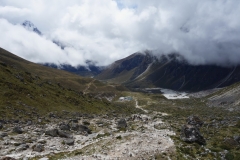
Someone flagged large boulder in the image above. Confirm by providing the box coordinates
[12,126,23,134]
[45,129,58,137]
[180,124,206,145]
[117,119,127,129]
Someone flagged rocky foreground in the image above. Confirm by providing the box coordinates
[0,108,175,159]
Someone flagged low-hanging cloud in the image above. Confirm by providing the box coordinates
[1,0,240,66]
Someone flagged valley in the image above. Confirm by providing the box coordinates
[0,48,240,160]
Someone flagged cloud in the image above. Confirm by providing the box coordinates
[1,0,240,66]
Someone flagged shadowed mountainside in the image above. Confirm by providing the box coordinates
[96,51,240,92]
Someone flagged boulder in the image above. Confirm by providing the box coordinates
[186,115,204,128]
[16,144,29,151]
[0,157,16,160]
[59,123,70,131]
[33,144,44,152]
[234,136,240,144]
[58,130,72,138]
[117,119,127,129]
[45,129,58,137]
[180,124,206,145]
[12,126,23,134]
[70,123,79,131]
[0,132,8,138]
[64,138,74,145]
[78,125,92,134]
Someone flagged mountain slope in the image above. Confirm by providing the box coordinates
[0,47,136,120]
[96,52,240,92]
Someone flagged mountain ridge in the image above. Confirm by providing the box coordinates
[96,51,240,92]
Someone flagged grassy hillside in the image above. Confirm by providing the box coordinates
[0,48,138,121]
[0,48,124,93]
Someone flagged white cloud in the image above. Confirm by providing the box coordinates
[1,0,240,66]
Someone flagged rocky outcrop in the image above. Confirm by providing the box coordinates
[181,116,206,145]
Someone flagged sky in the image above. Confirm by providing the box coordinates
[1,0,240,67]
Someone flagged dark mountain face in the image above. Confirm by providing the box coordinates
[96,52,240,92]
[43,63,103,77]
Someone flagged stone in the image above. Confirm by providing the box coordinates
[58,130,72,138]
[59,123,70,131]
[78,125,92,134]
[180,124,206,145]
[0,132,8,138]
[16,144,29,151]
[33,144,44,152]
[13,126,23,134]
[186,115,204,128]
[0,122,3,129]
[234,135,240,144]
[45,129,58,137]
[0,157,17,160]
[64,138,74,145]
[70,123,79,131]
[117,119,127,129]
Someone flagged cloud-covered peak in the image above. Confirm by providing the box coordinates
[22,20,42,35]
[0,0,240,67]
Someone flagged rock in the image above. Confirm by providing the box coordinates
[180,124,206,145]
[70,123,79,131]
[59,123,70,131]
[117,119,127,129]
[223,137,239,148]
[13,126,23,134]
[234,136,240,144]
[78,125,92,134]
[16,144,29,151]
[64,138,74,145]
[0,132,8,138]
[0,122,3,129]
[33,144,44,152]
[45,129,58,137]
[186,115,204,128]
[37,139,47,144]
[0,157,16,160]
[58,130,72,138]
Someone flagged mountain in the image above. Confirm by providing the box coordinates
[96,51,240,92]
[0,47,134,120]
[21,20,102,77]
[22,20,42,35]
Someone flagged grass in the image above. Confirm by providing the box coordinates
[0,48,140,121]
